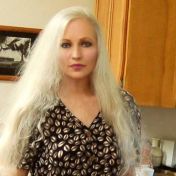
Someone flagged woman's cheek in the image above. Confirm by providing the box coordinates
[86,49,98,62]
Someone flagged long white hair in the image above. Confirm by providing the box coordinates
[0,6,140,175]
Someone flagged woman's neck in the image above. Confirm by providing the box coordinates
[59,77,94,98]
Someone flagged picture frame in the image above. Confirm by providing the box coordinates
[0,25,41,81]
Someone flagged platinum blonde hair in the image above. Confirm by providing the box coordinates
[0,6,140,175]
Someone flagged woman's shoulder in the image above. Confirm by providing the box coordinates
[119,89,138,109]
[119,88,141,130]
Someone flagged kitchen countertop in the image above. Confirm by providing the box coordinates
[154,166,176,176]
[155,170,176,176]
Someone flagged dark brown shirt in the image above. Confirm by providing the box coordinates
[18,90,141,176]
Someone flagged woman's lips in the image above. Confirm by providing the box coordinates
[70,64,86,70]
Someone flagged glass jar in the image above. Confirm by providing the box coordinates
[151,138,163,167]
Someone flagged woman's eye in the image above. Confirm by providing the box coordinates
[81,41,92,47]
[61,43,71,48]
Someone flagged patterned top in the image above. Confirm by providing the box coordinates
[18,90,141,176]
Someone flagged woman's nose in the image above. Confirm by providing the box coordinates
[72,46,81,60]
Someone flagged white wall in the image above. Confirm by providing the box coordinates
[141,106,176,141]
[0,0,95,28]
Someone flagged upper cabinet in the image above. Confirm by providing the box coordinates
[95,0,176,108]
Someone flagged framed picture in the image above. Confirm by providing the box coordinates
[0,25,41,81]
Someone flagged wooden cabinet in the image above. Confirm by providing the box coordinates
[95,0,176,108]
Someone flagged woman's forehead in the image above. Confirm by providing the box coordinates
[63,18,97,40]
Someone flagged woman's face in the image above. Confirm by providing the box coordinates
[59,18,98,81]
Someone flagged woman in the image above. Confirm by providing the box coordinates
[0,6,141,176]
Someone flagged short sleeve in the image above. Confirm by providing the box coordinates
[17,127,42,170]
[120,89,141,135]
[120,89,142,162]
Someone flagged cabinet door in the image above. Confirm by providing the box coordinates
[95,0,128,81]
[124,0,176,107]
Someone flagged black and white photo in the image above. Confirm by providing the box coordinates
[0,26,40,80]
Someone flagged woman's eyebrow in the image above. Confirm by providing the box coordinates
[61,37,96,43]
[61,39,71,42]
[79,37,97,43]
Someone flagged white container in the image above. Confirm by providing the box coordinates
[161,139,176,167]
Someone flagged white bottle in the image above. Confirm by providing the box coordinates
[151,138,163,167]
